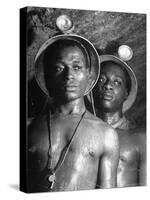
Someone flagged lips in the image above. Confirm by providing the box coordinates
[101,92,113,101]
[63,83,78,91]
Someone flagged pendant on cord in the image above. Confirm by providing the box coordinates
[48,171,56,189]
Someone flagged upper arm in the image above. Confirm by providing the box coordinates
[97,128,119,189]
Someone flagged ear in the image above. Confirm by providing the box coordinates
[124,89,129,100]
[87,70,94,86]
[84,71,94,95]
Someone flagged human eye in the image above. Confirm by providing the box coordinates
[55,64,64,73]
[114,79,122,86]
[99,75,106,84]
[73,65,82,71]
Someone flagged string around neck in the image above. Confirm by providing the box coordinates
[47,109,87,173]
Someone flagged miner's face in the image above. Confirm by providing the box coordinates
[94,62,128,112]
[47,45,91,102]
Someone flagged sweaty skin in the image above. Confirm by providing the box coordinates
[28,111,119,192]
[117,128,146,187]
[28,45,119,192]
[93,61,146,187]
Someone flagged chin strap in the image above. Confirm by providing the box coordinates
[89,90,96,116]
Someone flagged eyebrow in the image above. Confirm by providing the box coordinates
[56,59,83,64]
[101,73,126,81]
[72,60,83,64]
[114,75,124,80]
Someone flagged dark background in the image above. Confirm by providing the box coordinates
[27,7,146,128]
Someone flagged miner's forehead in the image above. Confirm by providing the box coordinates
[56,44,86,58]
[101,61,127,77]
[56,40,84,51]
[44,39,90,68]
[47,40,86,55]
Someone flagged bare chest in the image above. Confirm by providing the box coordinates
[29,116,102,171]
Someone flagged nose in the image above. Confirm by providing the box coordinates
[65,67,74,80]
[103,79,113,91]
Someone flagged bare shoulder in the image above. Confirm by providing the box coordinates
[85,110,109,127]
[132,127,146,152]
[28,113,48,131]
[128,127,146,145]
[85,111,118,141]
[103,125,119,151]
[28,113,48,145]
[85,110,110,126]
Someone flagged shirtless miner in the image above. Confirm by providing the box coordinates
[27,35,119,192]
[93,55,146,187]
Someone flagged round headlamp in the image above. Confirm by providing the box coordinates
[56,15,74,33]
[118,45,133,61]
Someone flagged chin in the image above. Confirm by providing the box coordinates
[101,99,113,107]
[100,101,123,113]
[100,101,114,112]
[64,93,82,102]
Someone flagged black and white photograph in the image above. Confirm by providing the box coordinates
[20,6,147,193]
[0,0,150,200]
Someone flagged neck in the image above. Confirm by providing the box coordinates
[52,98,86,115]
[98,109,123,126]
